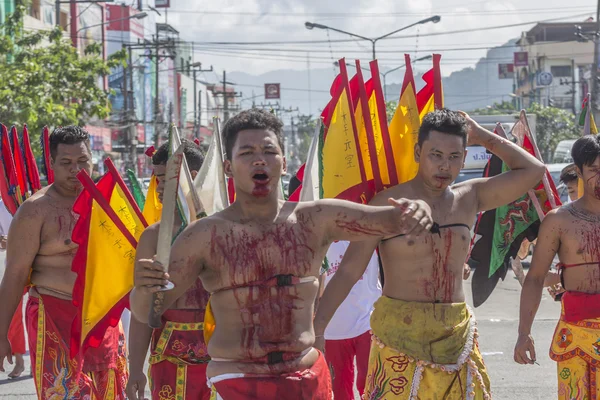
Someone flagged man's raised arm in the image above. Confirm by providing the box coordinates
[460,113,546,212]
[514,211,561,365]
[310,197,433,245]
[0,202,42,370]
[130,222,204,324]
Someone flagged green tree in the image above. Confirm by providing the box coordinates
[0,3,126,155]
[525,103,579,162]
[385,100,397,123]
[471,101,518,116]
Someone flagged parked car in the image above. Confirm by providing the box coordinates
[553,139,576,163]
[546,163,572,204]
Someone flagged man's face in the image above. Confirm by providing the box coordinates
[566,180,579,201]
[415,130,466,190]
[153,164,166,203]
[50,142,93,191]
[580,156,600,200]
[224,129,286,199]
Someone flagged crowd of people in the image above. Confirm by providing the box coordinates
[0,108,597,399]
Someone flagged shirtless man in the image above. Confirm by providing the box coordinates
[314,109,545,399]
[130,109,434,400]
[0,126,128,399]
[515,134,600,399]
[126,139,211,400]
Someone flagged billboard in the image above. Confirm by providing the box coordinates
[265,83,281,99]
[498,64,514,79]
[514,52,528,67]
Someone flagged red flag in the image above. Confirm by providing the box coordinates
[21,125,41,192]
[369,60,399,187]
[10,126,28,201]
[41,126,54,185]
[0,125,20,203]
[71,170,141,358]
[355,60,383,195]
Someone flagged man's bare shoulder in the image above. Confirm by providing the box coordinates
[181,211,231,238]
[555,201,600,224]
[370,182,413,206]
[13,187,53,220]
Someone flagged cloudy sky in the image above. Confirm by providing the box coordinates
[155,0,595,83]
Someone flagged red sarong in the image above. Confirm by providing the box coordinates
[25,294,128,399]
[562,291,600,322]
[149,309,211,400]
[8,295,25,355]
[209,351,332,400]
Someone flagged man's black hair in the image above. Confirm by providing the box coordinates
[571,135,600,173]
[559,164,578,184]
[152,138,205,172]
[49,126,90,159]
[418,108,468,148]
[221,109,284,160]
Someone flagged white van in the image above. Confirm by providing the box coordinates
[553,139,576,164]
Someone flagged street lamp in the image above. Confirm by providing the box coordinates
[305,16,441,60]
[77,12,148,33]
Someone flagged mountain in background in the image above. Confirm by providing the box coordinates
[226,39,518,120]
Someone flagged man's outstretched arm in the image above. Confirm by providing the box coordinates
[514,211,560,365]
[311,197,433,245]
[460,113,546,212]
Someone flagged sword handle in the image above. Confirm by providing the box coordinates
[148,291,165,329]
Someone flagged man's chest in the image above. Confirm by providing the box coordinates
[207,222,321,283]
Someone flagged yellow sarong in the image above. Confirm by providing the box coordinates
[364,297,491,400]
[549,303,600,400]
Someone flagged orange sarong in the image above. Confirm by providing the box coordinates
[25,294,128,399]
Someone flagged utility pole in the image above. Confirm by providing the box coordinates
[197,90,202,139]
[223,70,228,122]
[191,63,213,137]
[128,45,137,175]
[153,36,160,146]
[593,0,600,111]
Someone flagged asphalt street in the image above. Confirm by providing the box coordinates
[0,250,561,399]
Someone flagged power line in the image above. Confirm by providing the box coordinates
[156,5,593,18]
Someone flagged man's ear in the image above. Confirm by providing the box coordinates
[224,159,233,178]
[191,170,198,180]
[282,157,287,175]
[414,144,421,163]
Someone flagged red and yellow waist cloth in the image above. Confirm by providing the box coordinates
[148,308,211,400]
[25,292,128,399]
[550,293,600,400]
[363,296,491,400]
[208,350,332,400]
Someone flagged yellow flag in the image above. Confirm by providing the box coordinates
[388,55,421,184]
[142,174,162,224]
[71,168,146,357]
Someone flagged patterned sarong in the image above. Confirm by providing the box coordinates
[208,350,332,400]
[364,296,491,400]
[25,294,128,399]
[550,300,600,400]
[148,309,211,400]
